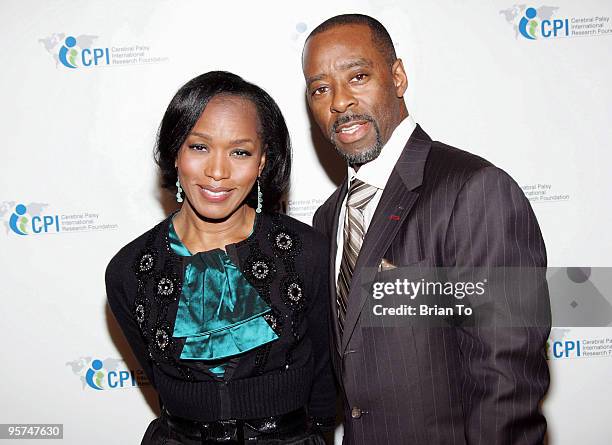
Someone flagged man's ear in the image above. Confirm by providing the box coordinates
[391,58,408,98]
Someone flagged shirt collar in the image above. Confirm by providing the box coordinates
[348,115,417,190]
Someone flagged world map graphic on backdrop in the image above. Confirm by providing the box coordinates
[500,4,612,39]
[38,32,169,68]
[0,201,48,235]
[500,5,559,38]
[0,201,119,236]
[38,33,99,67]
[66,356,151,391]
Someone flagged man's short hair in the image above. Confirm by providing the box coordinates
[306,14,397,66]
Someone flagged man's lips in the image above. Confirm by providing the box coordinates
[334,120,371,144]
[197,185,234,203]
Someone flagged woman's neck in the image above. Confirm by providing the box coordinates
[172,203,255,253]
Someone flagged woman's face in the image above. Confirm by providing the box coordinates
[176,94,266,221]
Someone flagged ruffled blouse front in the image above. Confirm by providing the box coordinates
[169,222,278,376]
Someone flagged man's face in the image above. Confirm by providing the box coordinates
[303,24,406,165]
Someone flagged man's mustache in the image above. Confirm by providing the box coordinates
[330,113,375,135]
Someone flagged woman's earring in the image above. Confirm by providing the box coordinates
[256,178,263,214]
[176,179,183,203]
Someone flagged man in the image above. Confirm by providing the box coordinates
[302,14,551,444]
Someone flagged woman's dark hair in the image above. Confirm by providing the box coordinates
[154,71,291,212]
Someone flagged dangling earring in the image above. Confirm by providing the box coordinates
[256,178,263,214]
[175,179,183,203]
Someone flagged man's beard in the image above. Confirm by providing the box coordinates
[330,114,383,165]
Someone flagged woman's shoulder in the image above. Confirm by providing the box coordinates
[105,218,169,285]
[270,212,329,253]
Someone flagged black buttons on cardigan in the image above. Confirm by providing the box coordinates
[154,273,180,303]
[132,223,194,377]
[287,282,302,302]
[275,232,294,251]
[139,254,154,272]
[268,228,301,258]
[152,319,173,353]
[280,274,305,310]
[135,304,145,324]
[155,327,170,351]
[245,253,276,284]
[135,249,157,276]
[157,277,175,296]
[252,260,270,280]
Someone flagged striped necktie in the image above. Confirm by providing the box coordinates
[336,178,378,336]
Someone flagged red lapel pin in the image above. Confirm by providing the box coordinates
[389,214,400,221]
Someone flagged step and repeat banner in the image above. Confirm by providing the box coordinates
[1,0,610,443]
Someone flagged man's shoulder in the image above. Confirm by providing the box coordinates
[420,140,528,209]
[420,140,511,190]
[428,140,495,176]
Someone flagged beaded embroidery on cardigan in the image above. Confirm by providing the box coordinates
[131,213,308,379]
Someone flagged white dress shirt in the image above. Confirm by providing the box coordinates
[334,115,417,279]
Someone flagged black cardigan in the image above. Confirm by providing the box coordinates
[105,211,336,423]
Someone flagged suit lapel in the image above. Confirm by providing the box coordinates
[341,126,432,352]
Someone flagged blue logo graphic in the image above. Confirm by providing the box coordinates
[59,36,78,68]
[9,204,29,235]
[85,359,105,390]
[550,339,581,359]
[500,5,569,40]
[6,203,59,236]
[519,7,539,39]
[68,357,150,391]
[55,35,109,69]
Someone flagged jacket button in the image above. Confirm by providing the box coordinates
[351,407,362,419]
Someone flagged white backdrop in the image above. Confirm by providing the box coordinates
[1,0,611,443]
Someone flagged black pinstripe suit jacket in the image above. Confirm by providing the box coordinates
[312,125,551,445]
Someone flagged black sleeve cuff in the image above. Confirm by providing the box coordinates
[308,415,336,433]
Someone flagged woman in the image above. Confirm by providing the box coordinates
[106,71,336,444]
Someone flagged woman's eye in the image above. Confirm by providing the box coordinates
[232,149,251,157]
[189,144,208,152]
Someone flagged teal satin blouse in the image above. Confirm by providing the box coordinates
[169,222,278,376]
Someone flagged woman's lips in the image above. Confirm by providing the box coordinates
[198,185,233,203]
[335,121,371,144]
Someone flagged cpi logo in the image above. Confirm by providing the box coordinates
[58,35,110,69]
[8,203,59,236]
[548,340,581,359]
[83,358,148,391]
[518,6,569,39]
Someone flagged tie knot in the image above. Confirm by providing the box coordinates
[347,178,377,210]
